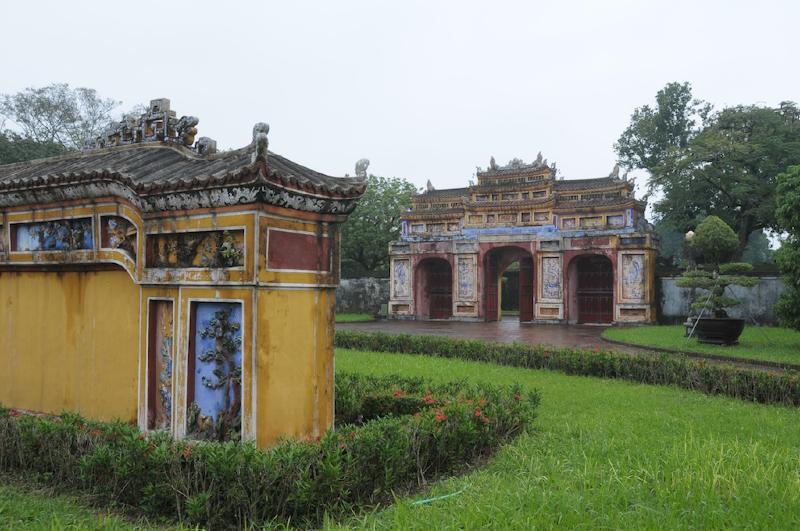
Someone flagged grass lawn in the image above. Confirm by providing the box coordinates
[603,325,800,365]
[0,481,171,530]
[335,313,375,323]
[331,348,800,530]
[6,347,800,529]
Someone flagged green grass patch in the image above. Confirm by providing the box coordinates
[331,348,800,529]
[603,325,800,365]
[0,480,164,530]
[335,313,375,323]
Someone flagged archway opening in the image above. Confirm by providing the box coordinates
[500,263,520,317]
[415,258,453,319]
[569,255,613,324]
[484,247,533,322]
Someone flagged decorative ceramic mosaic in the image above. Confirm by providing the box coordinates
[102,216,137,259]
[146,230,244,268]
[393,259,411,298]
[541,256,562,299]
[458,257,475,299]
[622,254,645,300]
[13,218,93,251]
[187,302,243,442]
[148,300,174,431]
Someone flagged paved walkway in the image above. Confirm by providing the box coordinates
[337,317,616,350]
[336,318,789,372]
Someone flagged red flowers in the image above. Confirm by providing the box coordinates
[513,392,522,402]
[434,409,447,423]
[8,409,20,418]
[473,408,483,418]
[423,393,435,405]
[393,390,403,397]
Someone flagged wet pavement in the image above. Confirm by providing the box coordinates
[336,317,617,350]
[336,317,790,372]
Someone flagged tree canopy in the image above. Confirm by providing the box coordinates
[0,83,119,150]
[775,165,800,330]
[0,131,67,165]
[616,82,800,256]
[340,174,417,278]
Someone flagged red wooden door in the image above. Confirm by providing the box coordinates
[577,256,613,323]
[427,260,452,319]
[484,253,499,321]
[519,256,534,322]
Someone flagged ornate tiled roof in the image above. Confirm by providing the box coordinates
[0,126,365,214]
[554,176,630,191]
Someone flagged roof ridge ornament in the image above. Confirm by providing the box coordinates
[252,122,269,164]
[477,153,554,174]
[354,158,370,178]
[84,98,215,155]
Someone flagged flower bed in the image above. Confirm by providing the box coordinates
[335,330,800,407]
[0,372,537,529]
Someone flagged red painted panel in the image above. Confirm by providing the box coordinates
[519,256,534,322]
[484,253,499,322]
[268,229,331,272]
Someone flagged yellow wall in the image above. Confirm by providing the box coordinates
[256,287,335,447]
[0,268,139,422]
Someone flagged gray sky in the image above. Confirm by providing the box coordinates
[1,0,797,193]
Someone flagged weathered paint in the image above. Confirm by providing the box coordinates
[1,202,344,448]
[0,268,139,421]
[256,287,335,447]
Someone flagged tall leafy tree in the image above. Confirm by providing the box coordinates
[617,82,800,255]
[341,174,417,278]
[0,83,119,149]
[615,81,711,173]
[775,165,800,330]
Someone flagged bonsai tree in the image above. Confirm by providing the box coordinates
[677,216,759,318]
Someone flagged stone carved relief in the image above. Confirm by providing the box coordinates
[102,216,137,260]
[393,259,411,298]
[622,254,645,300]
[458,257,475,299]
[541,256,562,300]
[146,230,244,269]
[13,218,93,251]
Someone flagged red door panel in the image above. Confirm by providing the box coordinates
[484,253,499,321]
[519,256,534,322]
[576,256,613,324]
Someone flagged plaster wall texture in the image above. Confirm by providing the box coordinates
[256,287,334,447]
[658,276,785,325]
[0,269,139,422]
[335,278,389,314]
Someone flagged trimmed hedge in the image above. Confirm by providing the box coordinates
[335,330,800,407]
[0,372,537,529]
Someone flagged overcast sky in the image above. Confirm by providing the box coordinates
[1,0,797,193]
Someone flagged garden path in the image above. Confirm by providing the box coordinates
[336,318,787,373]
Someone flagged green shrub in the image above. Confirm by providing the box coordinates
[0,372,537,529]
[335,330,800,407]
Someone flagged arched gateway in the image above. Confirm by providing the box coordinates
[389,156,658,325]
